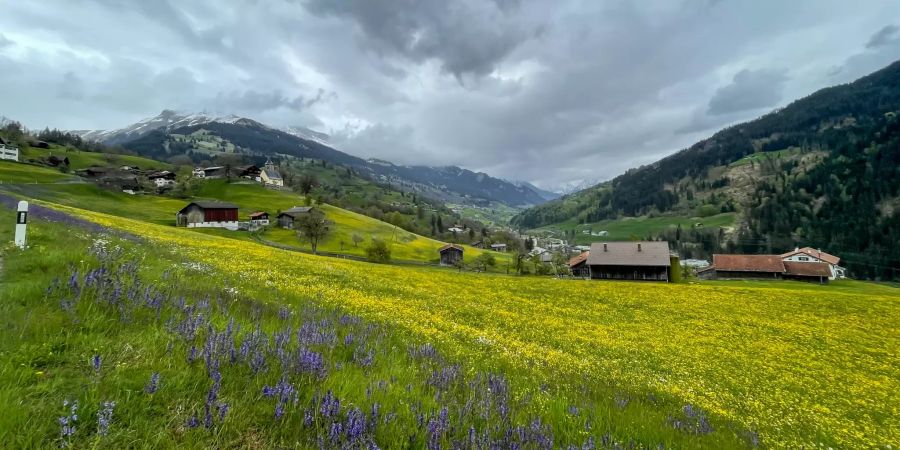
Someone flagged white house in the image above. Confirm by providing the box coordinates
[248,211,270,226]
[448,226,467,233]
[780,247,846,279]
[148,170,176,187]
[0,142,19,162]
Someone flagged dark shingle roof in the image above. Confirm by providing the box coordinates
[189,201,239,210]
[438,243,464,253]
[587,242,670,267]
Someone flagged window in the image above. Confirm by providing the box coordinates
[799,256,809,261]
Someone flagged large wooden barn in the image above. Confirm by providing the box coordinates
[438,244,464,266]
[587,241,671,282]
[175,201,239,230]
[277,206,318,228]
[698,254,831,283]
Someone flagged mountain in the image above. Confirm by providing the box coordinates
[513,60,900,279]
[508,180,561,201]
[73,110,549,207]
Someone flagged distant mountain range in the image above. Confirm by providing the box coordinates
[70,110,556,207]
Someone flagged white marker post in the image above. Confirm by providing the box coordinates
[14,200,28,249]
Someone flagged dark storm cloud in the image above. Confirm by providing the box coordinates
[707,69,789,115]
[303,0,542,78]
[866,24,899,48]
[1,0,899,189]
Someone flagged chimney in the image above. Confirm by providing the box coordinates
[603,243,608,252]
[637,243,642,252]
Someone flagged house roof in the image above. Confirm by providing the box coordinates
[780,247,840,265]
[278,206,315,218]
[587,241,671,267]
[263,168,282,180]
[783,261,832,277]
[148,170,175,179]
[248,211,268,218]
[490,243,507,248]
[568,251,589,267]
[183,201,239,211]
[711,254,785,273]
[438,243,464,253]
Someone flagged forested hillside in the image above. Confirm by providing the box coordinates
[513,60,900,279]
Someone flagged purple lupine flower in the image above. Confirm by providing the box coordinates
[353,348,375,368]
[320,390,340,418]
[263,375,296,420]
[145,372,160,394]
[303,408,314,427]
[91,354,102,373]
[218,403,230,421]
[186,416,200,428]
[97,401,115,436]
[58,399,79,446]
[582,436,596,450]
[297,347,326,377]
[187,346,197,364]
[345,407,366,443]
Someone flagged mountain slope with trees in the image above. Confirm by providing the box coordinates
[513,60,900,279]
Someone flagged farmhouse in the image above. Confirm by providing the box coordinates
[587,241,671,282]
[0,137,19,161]
[148,170,176,187]
[260,158,284,187]
[568,251,590,277]
[781,247,845,279]
[438,244,464,266]
[248,211,270,226]
[175,201,239,230]
[236,165,261,181]
[782,261,832,283]
[277,206,317,228]
[490,243,507,252]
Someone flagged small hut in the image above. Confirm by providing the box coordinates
[439,244,464,266]
[277,206,317,229]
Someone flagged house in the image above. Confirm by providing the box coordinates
[490,243,507,252]
[448,226,466,233]
[699,254,831,283]
[76,166,110,178]
[175,201,239,230]
[260,158,284,187]
[148,170,176,187]
[780,247,845,279]
[248,211,270,226]
[438,243,464,266]
[587,241,671,282]
[698,254,786,280]
[569,251,590,277]
[237,165,261,181]
[277,206,317,229]
[0,137,19,161]
[46,155,70,167]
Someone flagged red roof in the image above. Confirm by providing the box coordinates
[568,251,589,267]
[783,261,832,277]
[438,243,463,253]
[780,247,840,265]
[711,254,785,273]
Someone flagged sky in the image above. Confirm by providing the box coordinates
[1,1,899,191]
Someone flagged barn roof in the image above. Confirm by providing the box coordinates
[438,243,464,253]
[248,211,268,218]
[279,206,315,217]
[568,251,589,267]
[783,261,832,277]
[711,254,785,273]
[780,247,840,265]
[587,241,670,267]
[184,201,239,210]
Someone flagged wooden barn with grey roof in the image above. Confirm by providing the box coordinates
[587,241,672,282]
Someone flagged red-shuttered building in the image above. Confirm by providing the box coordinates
[176,201,239,230]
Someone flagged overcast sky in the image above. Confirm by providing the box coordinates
[1,1,900,190]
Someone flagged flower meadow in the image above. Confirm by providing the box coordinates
[0,203,898,448]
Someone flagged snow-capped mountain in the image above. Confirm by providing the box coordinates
[281,126,330,146]
[70,110,247,145]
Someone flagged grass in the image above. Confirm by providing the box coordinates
[535,213,737,244]
[0,178,511,269]
[728,148,802,167]
[0,160,77,184]
[4,201,895,448]
[20,145,173,171]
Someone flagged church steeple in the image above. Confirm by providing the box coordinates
[264,157,275,172]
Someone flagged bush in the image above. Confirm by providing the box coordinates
[365,239,391,263]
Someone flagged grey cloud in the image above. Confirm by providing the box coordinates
[0,33,12,48]
[866,24,898,48]
[303,0,541,78]
[213,89,333,114]
[707,69,789,116]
